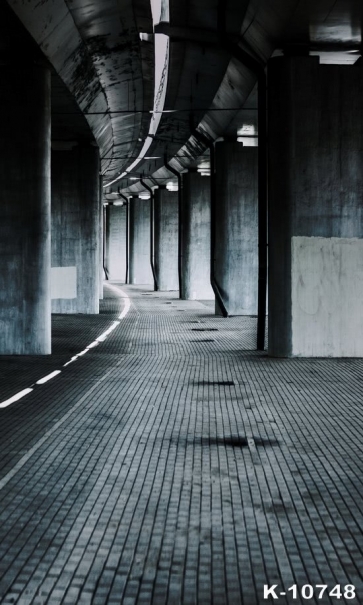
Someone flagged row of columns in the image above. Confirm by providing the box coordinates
[2,56,363,357]
[106,56,363,358]
[106,143,259,312]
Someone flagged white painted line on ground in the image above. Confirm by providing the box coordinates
[0,284,131,409]
[77,349,89,356]
[104,283,132,320]
[36,370,61,385]
[95,335,107,343]
[87,341,100,349]
[0,388,34,409]
[63,355,78,367]
[0,363,122,490]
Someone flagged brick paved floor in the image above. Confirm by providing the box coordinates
[0,283,362,605]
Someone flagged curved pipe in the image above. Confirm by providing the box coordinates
[164,159,183,297]
[140,178,158,291]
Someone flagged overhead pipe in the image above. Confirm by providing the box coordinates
[217,9,268,348]
[118,191,130,284]
[164,156,183,297]
[140,178,158,291]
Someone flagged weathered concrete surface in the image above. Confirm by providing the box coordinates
[268,57,363,357]
[129,198,153,285]
[105,205,127,282]
[51,145,100,314]
[154,189,179,291]
[0,64,51,354]
[99,180,104,299]
[291,237,363,357]
[181,172,214,300]
[5,0,154,185]
[214,142,258,316]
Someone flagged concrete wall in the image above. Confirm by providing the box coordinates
[99,179,104,299]
[51,145,100,314]
[154,189,179,291]
[105,205,127,282]
[268,56,363,357]
[214,141,258,315]
[181,172,214,300]
[291,237,363,356]
[129,197,153,285]
[0,64,51,354]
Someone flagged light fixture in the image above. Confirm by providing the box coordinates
[104,0,170,189]
[237,124,256,136]
[166,181,178,192]
[139,193,151,200]
[139,33,153,42]
[237,136,258,146]
[197,162,211,177]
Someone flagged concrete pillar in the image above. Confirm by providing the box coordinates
[214,141,258,315]
[268,56,363,357]
[181,172,214,300]
[99,179,104,299]
[129,197,153,285]
[0,62,51,354]
[51,145,100,314]
[105,205,127,281]
[154,188,179,291]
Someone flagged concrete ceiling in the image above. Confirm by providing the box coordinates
[4,0,362,196]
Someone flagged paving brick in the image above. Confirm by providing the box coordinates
[0,285,362,604]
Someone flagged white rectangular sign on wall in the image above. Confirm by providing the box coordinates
[51,266,77,299]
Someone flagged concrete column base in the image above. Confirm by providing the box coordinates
[129,197,153,285]
[154,188,179,291]
[105,205,127,282]
[181,172,214,300]
[214,141,258,316]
